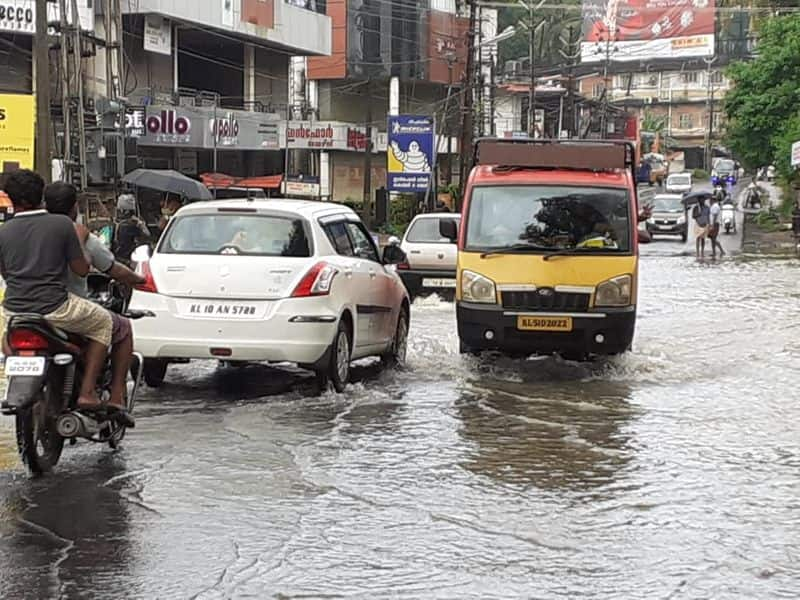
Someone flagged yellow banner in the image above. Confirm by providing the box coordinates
[0,94,35,171]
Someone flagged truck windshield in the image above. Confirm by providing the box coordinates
[465,185,631,253]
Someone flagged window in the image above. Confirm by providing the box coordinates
[678,113,694,130]
[592,83,605,99]
[345,222,380,263]
[681,71,698,84]
[161,214,311,257]
[712,112,723,131]
[406,217,460,243]
[710,70,724,85]
[323,221,354,256]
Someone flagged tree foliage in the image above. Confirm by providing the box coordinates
[497,3,583,68]
[724,14,800,181]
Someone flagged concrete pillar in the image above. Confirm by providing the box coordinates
[245,44,256,110]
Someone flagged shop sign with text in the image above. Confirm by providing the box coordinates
[0,93,35,171]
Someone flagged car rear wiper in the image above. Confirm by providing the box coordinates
[480,243,554,258]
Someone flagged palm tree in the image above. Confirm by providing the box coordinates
[640,111,677,154]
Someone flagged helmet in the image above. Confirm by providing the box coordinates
[116,193,136,213]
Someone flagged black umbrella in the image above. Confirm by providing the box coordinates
[122,169,213,201]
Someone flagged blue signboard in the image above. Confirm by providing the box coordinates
[387,115,435,193]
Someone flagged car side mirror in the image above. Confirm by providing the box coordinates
[439,219,458,243]
[131,244,151,263]
[383,244,407,266]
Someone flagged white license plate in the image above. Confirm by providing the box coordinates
[5,356,46,377]
[422,278,456,288]
[178,301,264,319]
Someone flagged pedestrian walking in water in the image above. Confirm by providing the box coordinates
[692,197,710,259]
[708,196,726,259]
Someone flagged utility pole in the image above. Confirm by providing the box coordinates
[704,56,718,171]
[34,0,52,181]
[599,34,615,138]
[362,81,374,225]
[528,4,535,137]
[458,0,477,205]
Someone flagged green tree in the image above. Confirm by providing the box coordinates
[497,3,582,68]
[724,13,800,181]
[640,111,676,154]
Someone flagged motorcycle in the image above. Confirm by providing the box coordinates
[722,201,737,234]
[1,274,152,475]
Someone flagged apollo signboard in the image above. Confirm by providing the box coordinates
[0,0,93,34]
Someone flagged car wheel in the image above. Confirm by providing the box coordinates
[143,359,168,388]
[382,309,409,368]
[324,321,351,393]
[681,232,688,243]
[459,339,480,356]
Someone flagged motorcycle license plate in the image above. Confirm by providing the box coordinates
[5,356,46,377]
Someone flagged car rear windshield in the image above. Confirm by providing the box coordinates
[160,214,312,257]
[669,174,690,184]
[466,185,631,253]
[406,217,460,243]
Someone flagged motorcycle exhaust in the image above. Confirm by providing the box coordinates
[56,411,100,438]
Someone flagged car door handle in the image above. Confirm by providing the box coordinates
[344,268,353,278]
[368,269,377,279]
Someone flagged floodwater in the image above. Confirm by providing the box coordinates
[0,250,799,599]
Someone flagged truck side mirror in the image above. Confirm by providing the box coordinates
[439,219,458,243]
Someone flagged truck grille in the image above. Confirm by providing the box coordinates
[501,290,590,312]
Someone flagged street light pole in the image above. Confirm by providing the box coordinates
[521,0,545,137]
[34,0,52,181]
[704,55,718,171]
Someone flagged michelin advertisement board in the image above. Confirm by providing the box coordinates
[387,116,435,193]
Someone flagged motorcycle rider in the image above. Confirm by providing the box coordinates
[113,193,150,265]
[44,182,143,426]
[0,170,116,416]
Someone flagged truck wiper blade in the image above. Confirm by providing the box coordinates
[480,243,554,258]
[543,246,623,261]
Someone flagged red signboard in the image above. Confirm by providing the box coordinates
[581,0,715,62]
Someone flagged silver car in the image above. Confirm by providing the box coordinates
[398,213,460,299]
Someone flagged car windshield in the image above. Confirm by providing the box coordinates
[716,160,735,172]
[465,185,631,252]
[406,217,460,243]
[653,196,684,212]
[669,175,690,185]
[161,214,311,257]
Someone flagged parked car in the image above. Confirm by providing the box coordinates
[646,193,688,242]
[129,199,411,391]
[397,213,460,298]
[665,172,693,195]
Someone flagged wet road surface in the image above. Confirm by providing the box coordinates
[1,250,799,599]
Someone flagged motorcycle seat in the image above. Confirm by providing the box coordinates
[7,314,70,343]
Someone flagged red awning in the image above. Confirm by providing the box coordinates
[200,173,282,190]
[237,175,283,189]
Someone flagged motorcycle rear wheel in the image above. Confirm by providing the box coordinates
[15,388,64,476]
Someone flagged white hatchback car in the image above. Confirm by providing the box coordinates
[398,213,460,298]
[129,199,411,391]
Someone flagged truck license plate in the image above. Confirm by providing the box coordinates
[5,356,46,377]
[517,316,573,332]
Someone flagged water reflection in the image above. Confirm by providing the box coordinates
[455,370,636,494]
[0,454,134,598]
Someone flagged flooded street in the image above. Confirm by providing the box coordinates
[1,251,799,599]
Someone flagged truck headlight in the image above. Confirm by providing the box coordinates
[595,275,632,307]
[462,270,497,304]
[677,215,686,224]
[646,217,654,225]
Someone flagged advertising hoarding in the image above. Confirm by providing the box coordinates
[581,0,715,63]
[387,115,435,193]
[0,93,35,171]
[791,141,800,168]
[0,0,93,34]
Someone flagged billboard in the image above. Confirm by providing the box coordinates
[581,0,715,62]
[387,115,435,193]
[0,93,35,172]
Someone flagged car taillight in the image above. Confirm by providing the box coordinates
[8,329,49,351]
[135,262,158,294]
[397,261,410,270]
[291,262,338,297]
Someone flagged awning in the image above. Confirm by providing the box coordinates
[200,173,283,190]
